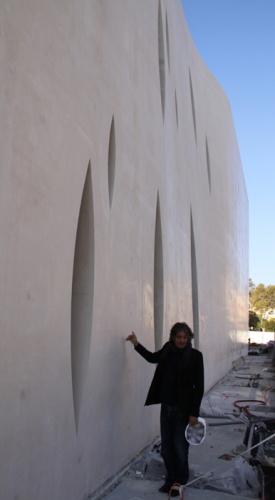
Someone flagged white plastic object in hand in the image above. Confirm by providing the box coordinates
[185,417,206,445]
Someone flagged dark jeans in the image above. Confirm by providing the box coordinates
[160,404,189,486]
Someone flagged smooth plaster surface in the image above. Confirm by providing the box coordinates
[0,1,248,499]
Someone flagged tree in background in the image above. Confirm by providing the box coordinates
[250,283,268,313]
[262,318,275,332]
[249,278,255,301]
[264,285,275,310]
[249,280,275,331]
[249,310,260,330]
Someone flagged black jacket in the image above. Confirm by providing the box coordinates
[135,341,204,418]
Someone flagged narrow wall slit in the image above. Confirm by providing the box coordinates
[158,1,166,120]
[206,137,212,193]
[175,90,178,129]
[166,11,170,72]
[189,70,197,144]
[71,163,94,432]
[154,192,164,350]
[108,115,116,209]
[190,209,199,349]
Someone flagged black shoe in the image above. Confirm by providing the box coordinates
[158,483,171,493]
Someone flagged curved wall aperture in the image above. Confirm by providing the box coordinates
[190,209,199,349]
[71,163,94,432]
[158,1,166,120]
[175,90,178,129]
[154,193,164,350]
[108,115,116,209]
[189,70,197,144]
[206,137,212,193]
[166,11,170,72]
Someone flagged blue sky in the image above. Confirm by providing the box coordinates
[181,0,275,287]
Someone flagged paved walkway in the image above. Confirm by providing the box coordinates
[97,351,275,499]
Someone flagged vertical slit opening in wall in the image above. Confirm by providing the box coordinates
[206,137,212,194]
[158,1,166,120]
[190,209,199,349]
[154,192,164,350]
[166,11,170,72]
[189,70,197,144]
[175,90,178,129]
[108,115,116,209]
[71,162,94,433]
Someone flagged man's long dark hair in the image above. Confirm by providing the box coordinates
[169,322,194,340]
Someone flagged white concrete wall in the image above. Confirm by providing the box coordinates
[0,1,248,498]
[249,331,275,344]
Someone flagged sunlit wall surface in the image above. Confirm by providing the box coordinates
[0,1,248,498]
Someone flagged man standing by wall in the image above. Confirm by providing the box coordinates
[126,322,204,495]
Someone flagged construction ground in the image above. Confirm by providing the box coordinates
[96,342,275,500]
